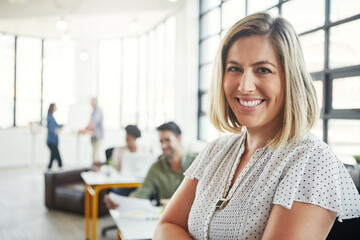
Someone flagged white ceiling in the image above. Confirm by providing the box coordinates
[0,0,183,40]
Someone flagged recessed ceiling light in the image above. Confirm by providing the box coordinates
[6,0,27,3]
[57,18,68,32]
[129,19,140,33]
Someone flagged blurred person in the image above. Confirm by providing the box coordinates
[104,121,197,207]
[109,124,143,171]
[154,12,360,240]
[106,124,143,196]
[79,97,104,163]
[46,103,63,170]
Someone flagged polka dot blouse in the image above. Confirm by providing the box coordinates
[185,132,360,240]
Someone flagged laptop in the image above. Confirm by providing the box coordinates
[121,153,157,178]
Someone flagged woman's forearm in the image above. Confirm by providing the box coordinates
[154,223,192,240]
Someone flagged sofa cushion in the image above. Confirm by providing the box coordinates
[45,168,109,216]
[55,183,85,214]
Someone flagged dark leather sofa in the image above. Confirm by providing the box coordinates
[44,168,108,216]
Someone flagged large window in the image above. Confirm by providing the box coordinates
[198,0,360,164]
[0,34,15,128]
[43,39,75,124]
[0,35,76,128]
[98,16,177,130]
[1,14,177,135]
[98,39,122,129]
[122,37,139,126]
[16,37,42,126]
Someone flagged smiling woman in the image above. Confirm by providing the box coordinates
[153,12,360,240]
[223,35,285,134]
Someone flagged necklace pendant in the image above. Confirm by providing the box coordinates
[216,198,228,210]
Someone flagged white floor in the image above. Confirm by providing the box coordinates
[0,167,117,240]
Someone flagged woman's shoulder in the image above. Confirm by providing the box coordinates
[206,133,244,152]
[275,132,342,177]
[280,132,333,156]
[193,133,244,164]
[273,132,360,220]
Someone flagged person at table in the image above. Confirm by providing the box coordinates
[108,124,146,196]
[104,121,197,207]
[78,97,104,163]
[46,103,64,170]
[153,12,360,240]
[108,124,144,171]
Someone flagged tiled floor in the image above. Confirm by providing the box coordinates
[0,167,117,240]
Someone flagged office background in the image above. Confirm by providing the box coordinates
[0,0,359,169]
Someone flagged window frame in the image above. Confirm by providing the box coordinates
[197,0,360,147]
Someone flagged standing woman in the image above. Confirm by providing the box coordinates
[154,12,360,239]
[46,103,63,170]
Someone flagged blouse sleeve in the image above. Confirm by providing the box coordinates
[272,141,360,221]
[184,139,218,180]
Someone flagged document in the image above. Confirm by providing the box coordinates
[109,192,162,220]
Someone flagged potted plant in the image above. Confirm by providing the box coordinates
[354,155,360,165]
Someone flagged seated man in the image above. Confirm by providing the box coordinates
[104,121,197,207]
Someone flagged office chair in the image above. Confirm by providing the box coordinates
[105,147,114,164]
[326,217,360,239]
[326,183,360,240]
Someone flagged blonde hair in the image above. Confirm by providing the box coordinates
[208,12,319,148]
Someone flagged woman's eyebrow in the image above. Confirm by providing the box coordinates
[252,61,277,68]
[226,60,277,68]
[226,60,240,65]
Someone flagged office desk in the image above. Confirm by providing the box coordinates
[110,209,159,240]
[81,171,143,240]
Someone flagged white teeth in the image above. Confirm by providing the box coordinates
[239,99,262,107]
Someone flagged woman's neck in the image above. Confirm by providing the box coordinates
[245,123,281,152]
[128,145,137,153]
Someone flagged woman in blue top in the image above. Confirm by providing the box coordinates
[46,103,63,170]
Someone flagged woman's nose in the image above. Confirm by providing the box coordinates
[238,71,256,93]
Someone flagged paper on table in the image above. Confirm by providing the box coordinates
[109,192,162,220]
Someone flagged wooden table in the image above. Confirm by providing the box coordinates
[81,171,143,240]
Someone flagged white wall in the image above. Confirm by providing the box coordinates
[0,0,200,169]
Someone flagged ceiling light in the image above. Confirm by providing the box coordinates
[168,0,178,2]
[129,19,140,33]
[57,18,68,32]
[6,0,28,3]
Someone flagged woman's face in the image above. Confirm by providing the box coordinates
[223,35,285,133]
[126,134,136,148]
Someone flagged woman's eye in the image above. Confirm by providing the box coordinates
[227,66,241,72]
[257,67,272,73]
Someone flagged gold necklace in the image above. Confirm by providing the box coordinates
[215,137,268,211]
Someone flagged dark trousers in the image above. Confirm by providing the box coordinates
[111,187,136,196]
[47,143,62,169]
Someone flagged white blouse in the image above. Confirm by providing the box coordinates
[185,132,360,240]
